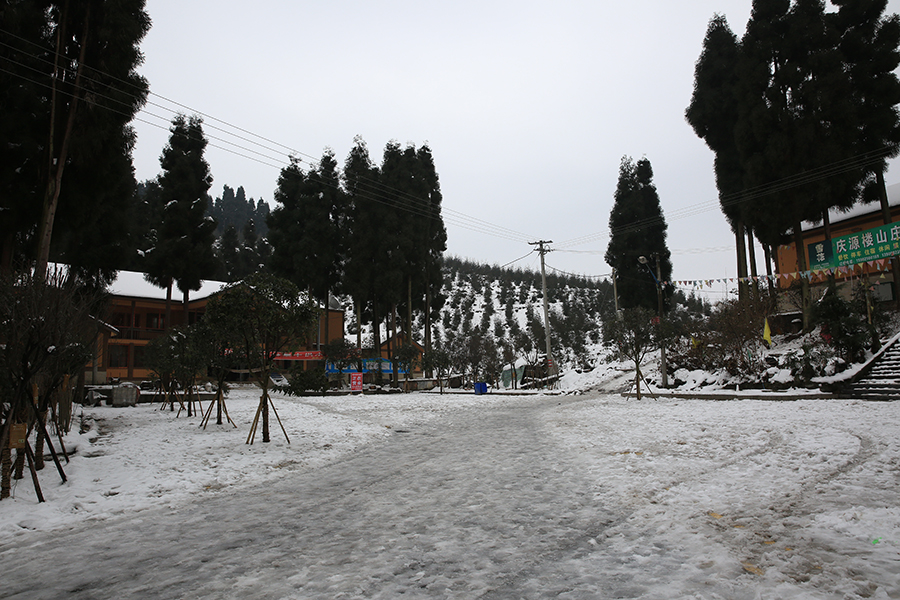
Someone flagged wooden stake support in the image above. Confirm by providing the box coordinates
[200,389,237,429]
[246,391,290,445]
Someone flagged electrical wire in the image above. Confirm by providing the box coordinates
[556,146,893,250]
[544,263,610,280]
[499,250,535,269]
[0,29,538,244]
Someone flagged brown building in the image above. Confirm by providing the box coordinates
[773,185,899,305]
[378,334,426,379]
[88,271,343,383]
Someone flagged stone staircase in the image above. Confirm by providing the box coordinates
[841,335,900,400]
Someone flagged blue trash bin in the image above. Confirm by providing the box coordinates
[474,382,487,395]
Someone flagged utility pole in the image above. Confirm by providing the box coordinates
[639,254,668,389]
[612,267,619,314]
[530,240,556,386]
[654,253,668,389]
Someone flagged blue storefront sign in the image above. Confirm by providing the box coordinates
[325,358,406,375]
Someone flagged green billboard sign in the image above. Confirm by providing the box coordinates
[807,221,900,270]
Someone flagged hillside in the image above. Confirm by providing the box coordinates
[346,256,614,379]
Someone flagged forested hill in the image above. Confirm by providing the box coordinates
[350,256,615,374]
[438,256,612,370]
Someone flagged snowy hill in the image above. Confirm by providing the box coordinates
[345,256,613,377]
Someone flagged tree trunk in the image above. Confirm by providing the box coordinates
[0,414,11,499]
[323,289,330,347]
[746,227,759,299]
[763,243,775,295]
[823,210,836,288]
[735,220,749,302]
[165,278,172,331]
[14,449,25,480]
[36,4,90,278]
[1,447,10,499]
[424,289,432,377]
[34,410,46,471]
[390,306,398,386]
[355,298,362,351]
[182,287,190,327]
[407,278,413,341]
[261,390,270,443]
[372,297,382,386]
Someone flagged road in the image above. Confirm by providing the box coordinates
[4,392,897,599]
[1,396,627,599]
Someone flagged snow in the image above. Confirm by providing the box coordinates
[803,182,900,231]
[108,269,227,301]
[1,382,898,598]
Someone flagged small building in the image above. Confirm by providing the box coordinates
[89,271,343,383]
[379,333,426,379]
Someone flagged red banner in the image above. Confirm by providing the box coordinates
[350,372,363,391]
[274,351,323,361]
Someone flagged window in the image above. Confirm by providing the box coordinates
[111,312,132,328]
[108,345,128,369]
[133,345,147,369]
[147,313,165,330]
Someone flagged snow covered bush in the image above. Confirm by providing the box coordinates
[812,283,868,363]
[779,342,837,384]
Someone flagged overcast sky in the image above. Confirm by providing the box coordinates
[130,0,900,299]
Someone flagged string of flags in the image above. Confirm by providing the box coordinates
[666,258,893,289]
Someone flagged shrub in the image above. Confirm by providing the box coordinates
[813,283,868,363]
[284,367,329,395]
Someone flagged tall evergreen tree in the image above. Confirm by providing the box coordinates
[268,150,347,344]
[414,144,448,358]
[687,0,900,321]
[604,157,672,312]
[343,137,389,362]
[833,0,900,303]
[833,0,900,195]
[0,0,151,277]
[377,141,417,383]
[736,0,860,327]
[686,14,752,300]
[144,114,217,327]
[380,142,420,345]
[217,225,241,281]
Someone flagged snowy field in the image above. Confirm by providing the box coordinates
[1,380,898,599]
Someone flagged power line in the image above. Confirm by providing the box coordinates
[556,146,893,250]
[0,29,539,245]
[499,250,535,269]
[544,263,611,280]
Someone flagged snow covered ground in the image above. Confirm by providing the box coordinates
[1,379,898,599]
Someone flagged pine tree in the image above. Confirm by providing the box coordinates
[144,114,217,327]
[686,14,752,299]
[268,150,347,343]
[254,198,271,238]
[833,0,900,303]
[0,0,151,277]
[604,157,672,312]
[735,0,859,328]
[343,137,388,365]
[414,144,448,359]
[218,225,241,281]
